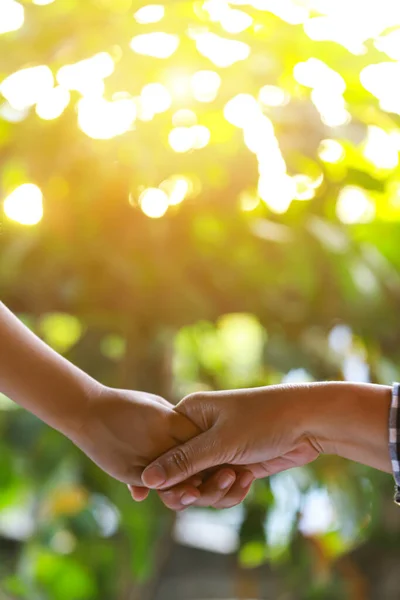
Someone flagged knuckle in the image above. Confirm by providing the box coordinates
[180,391,207,412]
[170,447,192,476]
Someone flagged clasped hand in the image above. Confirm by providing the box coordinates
[72,385,321,511]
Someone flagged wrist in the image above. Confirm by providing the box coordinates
[50,378,104,442]
[303,382,392,472]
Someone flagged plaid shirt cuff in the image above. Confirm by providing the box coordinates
[389,383,400,505]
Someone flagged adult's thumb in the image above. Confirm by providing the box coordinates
[142,431,220,489]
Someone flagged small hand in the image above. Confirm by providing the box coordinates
[71,386,198,484]
[129,466,254,510]
[141,386,321,493]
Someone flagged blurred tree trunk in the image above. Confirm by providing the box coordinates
[119,322,173,400]
[117,322,176,600]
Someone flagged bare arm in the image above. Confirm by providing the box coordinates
[0,302,95,436]
[0,302,254,509]
[306,381,392,473]
[142,382,393,489]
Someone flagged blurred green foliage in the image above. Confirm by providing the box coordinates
[1,0,400,598]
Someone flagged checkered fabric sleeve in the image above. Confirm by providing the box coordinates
[389,383,400,505]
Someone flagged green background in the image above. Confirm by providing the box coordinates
[1,0,400,598]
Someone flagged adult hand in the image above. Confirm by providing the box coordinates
[141,385,321,491]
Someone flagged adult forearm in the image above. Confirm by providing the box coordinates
[303,382,392,473]
[0,302,100,436]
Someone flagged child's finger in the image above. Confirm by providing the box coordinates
[186,468,237,508]
[128,485,150,501]
[156,474,203,510]
[211,470,254,509]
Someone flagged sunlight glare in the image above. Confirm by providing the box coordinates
[363,126,399,171]
[243,116,276,155]
[258,174,296,214]
[141,82,171,115]
[318,139,345,163]
[252,0,309,26]
[160,175,191,205]
[191,70,221,103]
[336,186,375,224]
[294,59,349,128]
[293,175,317,201]
[258,85,289,107]
[130,33,179,58]
[202,0,230,22]
[169,127,194,152]
[360,62,400,115]
[168,124,210,152]
[57,53,114,96]
[191,125,210,149]
[303,1,400,55]
[78,97,136,139]
[0,66,53,110]
[304,16,367,55]
[0,0,24,34]
[134,4,165,24]
[195,32,250,68]
[311,88,351,127]
[4,184,43,226]
[375,29,400,61]
[35,86,70,120]
[294,58,346,94]
[224,94,260,128]
[172,109,197,126]
[0,102,28,122]
[140,188,169,218]
[220,9,253,34]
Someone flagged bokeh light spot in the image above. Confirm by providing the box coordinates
[4,183,43,225]
[258,174,296,214]
[195,32,250,68]
[172,109,197,127]
[191,70,221,103]
[240,191,259,212]
[191,124,211,149]
[363,126,399,170]
[0,0,24,34]
[318,139,345,163]
[220,8,253,34]
[134,4,165,24]
[0,65,53,110]
[57,53,114,96]
[139,188,169,218]
[258,85,289,107]
[78,97,136,139]
[141,82,171,115]
[130,33,179,58]
[35,86,70,120]
[160,175,192,205]
[336,186,375,224]
[294,58,346,93]
[293,175,317,201]
[224,94,260,128]
[169,127,194,152]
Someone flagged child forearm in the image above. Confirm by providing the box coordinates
[0,302,98,437]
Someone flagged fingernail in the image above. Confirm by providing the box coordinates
[181,493,197,506]
[219,473,235,490]
[143,465,166,488]
[240,472,253,489]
